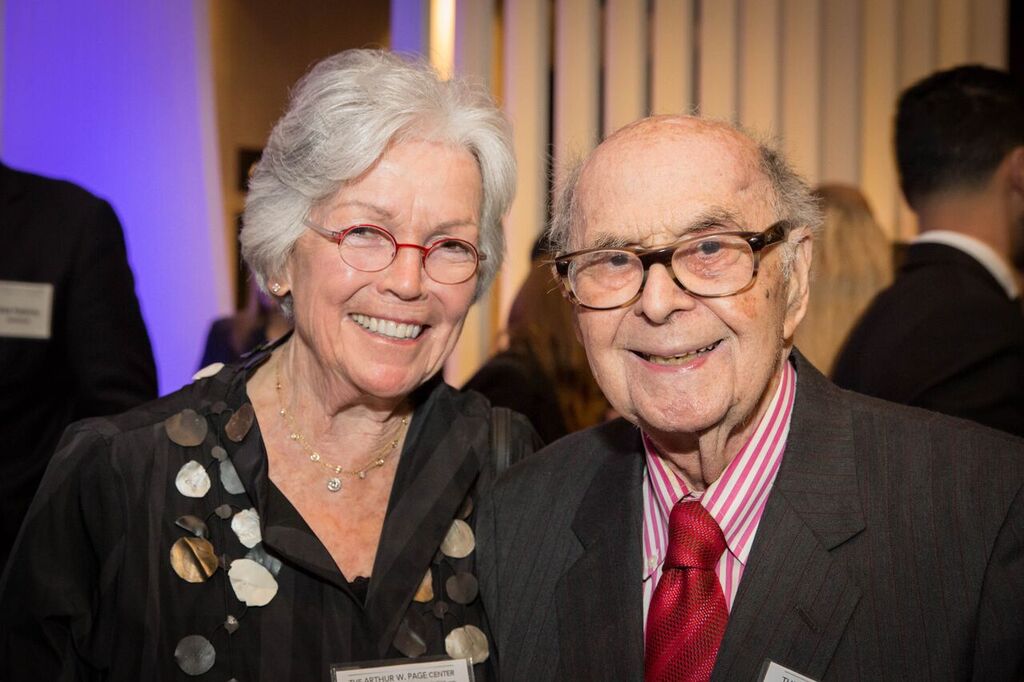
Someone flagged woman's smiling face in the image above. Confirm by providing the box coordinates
[280,138,483,401]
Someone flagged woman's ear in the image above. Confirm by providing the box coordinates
[268,279,291,298]
[267,258,293,298]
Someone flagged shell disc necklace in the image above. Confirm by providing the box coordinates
[275,360,409,493]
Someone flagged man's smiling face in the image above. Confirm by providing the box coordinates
[570,118,810,445]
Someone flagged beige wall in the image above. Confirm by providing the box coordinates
[208,1,389,305]
[508,0,1007,248]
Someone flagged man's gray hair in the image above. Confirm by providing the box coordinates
[756,139,823,274]
[241,49,516,306]
[548,124,822,275]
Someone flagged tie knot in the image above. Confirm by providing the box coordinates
[664,501,727,570]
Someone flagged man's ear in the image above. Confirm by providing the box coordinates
[783,226,813,340]
[1007,146,1024,194]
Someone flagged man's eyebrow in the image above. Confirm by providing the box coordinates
[583,231,634,249]
[583,208,746,249]
[680,207,745,234]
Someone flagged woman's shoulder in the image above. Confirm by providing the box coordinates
[67,361,248,447]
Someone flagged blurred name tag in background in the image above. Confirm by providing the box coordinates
[0,281,54,339]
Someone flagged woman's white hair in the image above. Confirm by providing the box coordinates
[241,50,516,307]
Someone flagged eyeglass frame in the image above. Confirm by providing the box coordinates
[552,220,792,310]
[302,219,487,285]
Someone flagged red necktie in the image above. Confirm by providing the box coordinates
[645,500,729,682]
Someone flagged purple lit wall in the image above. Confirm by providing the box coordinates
[1,0,229,394]
[390,0,429,56]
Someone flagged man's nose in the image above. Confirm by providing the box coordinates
[636,262,697,322]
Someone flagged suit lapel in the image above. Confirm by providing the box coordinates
[557,421,646,680]
[713,355,864,681]
[366,385,489,657]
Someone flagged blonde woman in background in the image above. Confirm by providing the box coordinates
[795,184,893,375]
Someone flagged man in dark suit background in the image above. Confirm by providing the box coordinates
[477,116,1024,681]
[832,66,1024,437]
[0,163,157,571]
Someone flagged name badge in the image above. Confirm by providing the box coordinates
[0,280,54,339]
[332,657,474,682]
[758,660,818,682]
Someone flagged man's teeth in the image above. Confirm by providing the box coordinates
[351,314,423,339]
[644,340,721,365]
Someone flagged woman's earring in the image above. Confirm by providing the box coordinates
[270,282,282,294]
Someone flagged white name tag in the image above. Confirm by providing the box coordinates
[759,660,818,682]
[0,281,54,339]
[332,657,474,682]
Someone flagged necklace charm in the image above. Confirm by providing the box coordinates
[276,358,409,492]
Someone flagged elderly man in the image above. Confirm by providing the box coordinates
[477,116,1024,682]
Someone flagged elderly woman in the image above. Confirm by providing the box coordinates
[0,50,538,681]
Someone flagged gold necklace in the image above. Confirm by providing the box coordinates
[274,359,409,493]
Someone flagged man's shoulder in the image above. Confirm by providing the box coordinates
[495,418,639,496]
[833,253,1023,391]
[511,417,637,469]
[880,242,1013,313]
[4,164,108,214]
[838,384,1024,472]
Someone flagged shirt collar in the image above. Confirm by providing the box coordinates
[913,230,1020,299]
[642,360,796,574]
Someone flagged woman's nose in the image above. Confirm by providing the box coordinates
[379,244,428,299]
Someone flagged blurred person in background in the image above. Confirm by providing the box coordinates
[794,184,893,375]
[0,162,156,573]
[464,237,611,443]
[0,50,538,680]
[199,279,291,367]
[833,65,1024,437]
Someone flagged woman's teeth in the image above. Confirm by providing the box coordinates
[351,314,423,340]
[643,340,721,365]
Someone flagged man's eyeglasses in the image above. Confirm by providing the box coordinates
[303,221,486,285]
[553,221,790,310]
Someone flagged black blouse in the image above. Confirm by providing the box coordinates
[0,347,539,681]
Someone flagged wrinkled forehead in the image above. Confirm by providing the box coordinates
[573,120,774,247]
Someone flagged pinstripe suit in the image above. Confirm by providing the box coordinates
[478,353,1024,681]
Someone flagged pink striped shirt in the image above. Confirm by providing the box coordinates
[641,361,796,627]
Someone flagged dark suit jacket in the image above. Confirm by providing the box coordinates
[478,354,1024,681]
[832,242,1024,437]
[0,163,157,570]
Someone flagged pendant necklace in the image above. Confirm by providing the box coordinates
[275,359,409,493]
